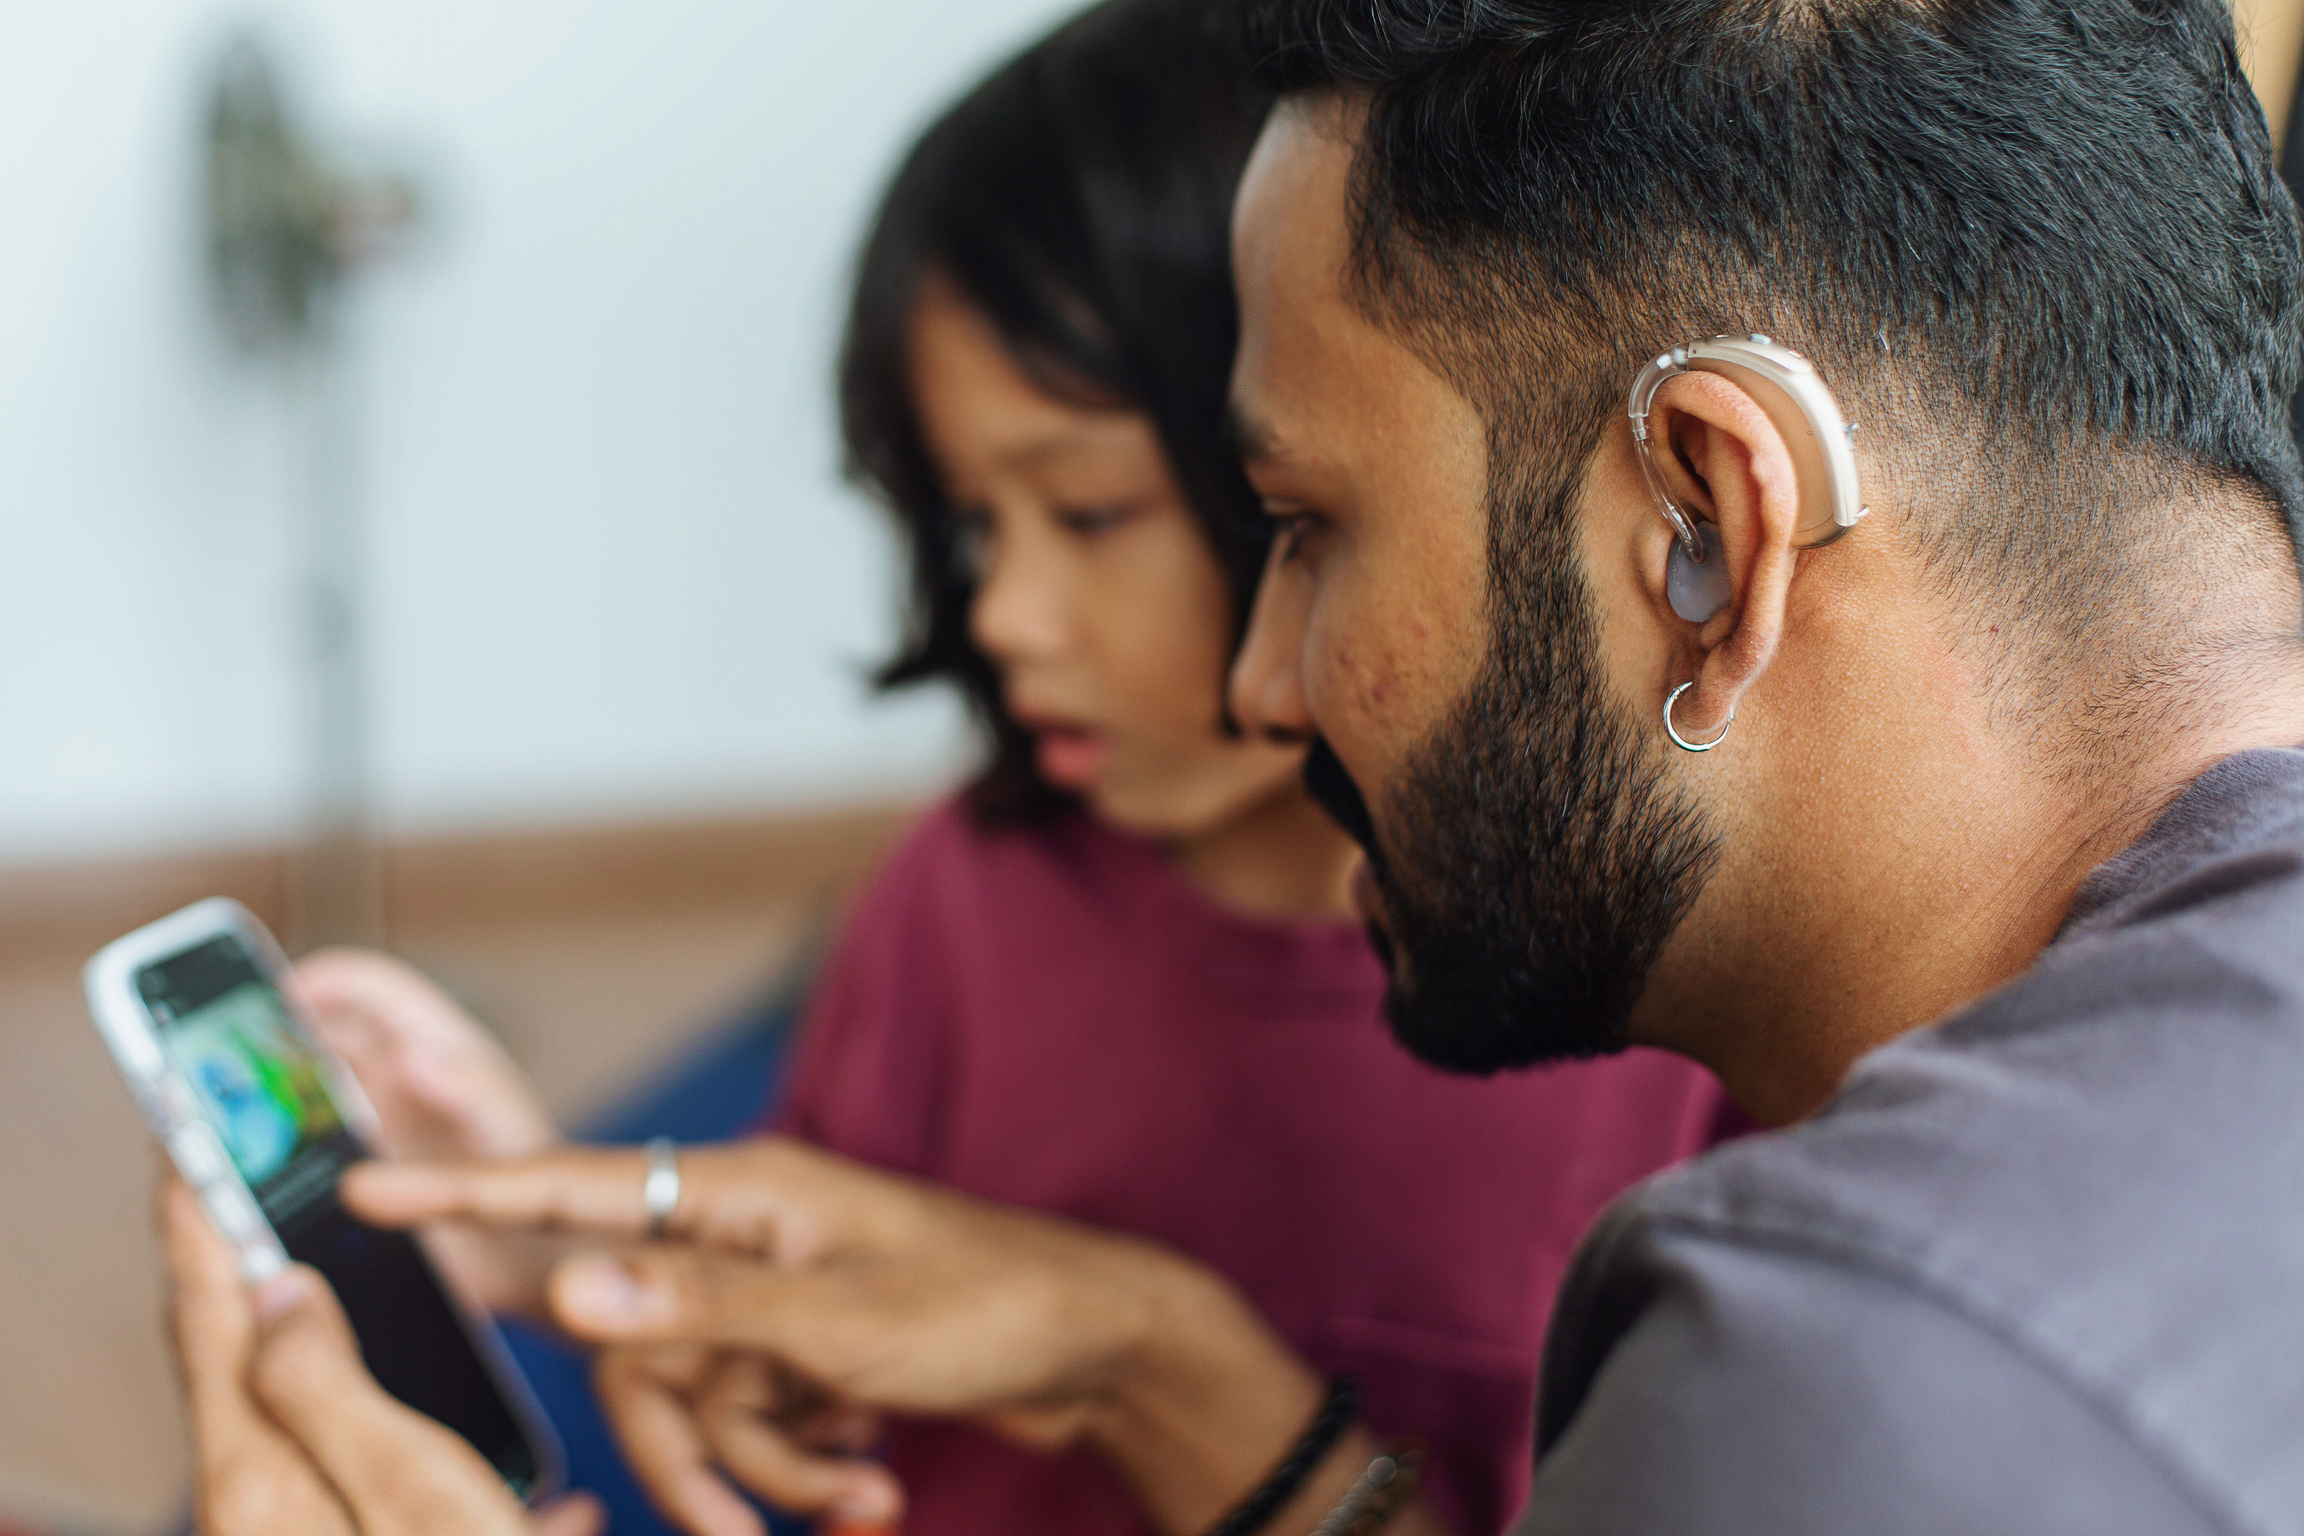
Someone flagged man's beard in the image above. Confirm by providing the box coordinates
[1303,467,1720,1075]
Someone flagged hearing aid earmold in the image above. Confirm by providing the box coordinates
[1629,334,1868,623]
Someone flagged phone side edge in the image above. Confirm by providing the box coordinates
[81,900,294,1281]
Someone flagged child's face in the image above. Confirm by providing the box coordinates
[907,277,1309,840]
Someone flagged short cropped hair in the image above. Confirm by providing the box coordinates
[1243,0,2304,652]
[841,0,1274,823]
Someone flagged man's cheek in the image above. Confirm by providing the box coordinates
[1299,626,1393,778]
[1303,610,1436,777]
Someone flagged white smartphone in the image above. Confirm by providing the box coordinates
[85,898,564,1501]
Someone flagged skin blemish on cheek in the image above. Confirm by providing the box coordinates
[1363,650,1413,711]
[1321,644,1393,721]
[1415,621,1430,640]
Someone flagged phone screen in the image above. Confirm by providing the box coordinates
[137,934,548,1498]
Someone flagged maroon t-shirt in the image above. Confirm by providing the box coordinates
[775,801,1732,1534]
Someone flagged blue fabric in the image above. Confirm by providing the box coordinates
[579,997,793,1146]
[504,991,807,1536]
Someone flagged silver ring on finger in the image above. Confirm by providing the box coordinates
[642,1136,681,1239]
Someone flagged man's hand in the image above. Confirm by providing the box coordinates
[344,1140,1347,1535]
[292,950,566,1313]
[588,1342,896,1536]
[161,1177,601,1536]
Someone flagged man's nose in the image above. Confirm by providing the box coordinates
[1229,541,1315,743]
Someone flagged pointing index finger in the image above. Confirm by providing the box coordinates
[344,1147,655,1238]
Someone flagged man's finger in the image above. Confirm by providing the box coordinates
[345,1149,658,1238]
[594,1347,765,1536]
[346,1140,871,1263]
[546,1247,982,1418]
[162,1180,367,1536]
[160,1177,274,1470]
[696,1356,903,1527]
[245,1266,527,1536]
[532,1491,608,1536]
[546,1248,850,1355]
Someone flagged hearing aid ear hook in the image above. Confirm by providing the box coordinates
[1628,334,1869,623]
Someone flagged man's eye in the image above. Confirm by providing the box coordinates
[1268,509,1319,562]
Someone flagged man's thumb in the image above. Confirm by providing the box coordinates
[245,1265,410,1451]
[249,1264,535,1534]
[250,1267,362,1375]
[550,1252,686,1335]
[549,1248,815,1352]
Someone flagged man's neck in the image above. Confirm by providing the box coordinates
[1655,621,2304,1128]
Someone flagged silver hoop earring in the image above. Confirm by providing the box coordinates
[1663,680,1733,752]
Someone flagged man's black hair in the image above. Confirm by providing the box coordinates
[1242,0,2304,666]
[841,0,1273,822]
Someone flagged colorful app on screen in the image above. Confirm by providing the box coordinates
[165,983,345,1187]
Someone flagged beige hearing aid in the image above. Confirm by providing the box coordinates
[1629,334,1867,622]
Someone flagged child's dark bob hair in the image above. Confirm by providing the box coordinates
[839,0,1276,824]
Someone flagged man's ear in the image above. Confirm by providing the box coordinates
[1642,369,1806,741]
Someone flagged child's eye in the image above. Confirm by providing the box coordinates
[948,512,993,581]
[1056,505,1132,537]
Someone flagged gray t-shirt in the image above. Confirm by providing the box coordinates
[1511,747,2304,1536]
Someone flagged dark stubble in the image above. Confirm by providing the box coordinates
[1303,449,1721,1074]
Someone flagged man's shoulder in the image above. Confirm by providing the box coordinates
[1638,745,2304,1326]
[1540,774,2304,1533]
[1530,1058,2304,1535]
[1521,1216,2226,1535]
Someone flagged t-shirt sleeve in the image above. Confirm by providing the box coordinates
[1512,1231,2219,1536]
[767,810,964,1177]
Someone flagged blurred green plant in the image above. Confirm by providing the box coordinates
[205,32,419,352]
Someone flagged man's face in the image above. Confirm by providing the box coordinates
[1229,99,1719,1071]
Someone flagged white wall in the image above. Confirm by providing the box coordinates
[0,0,1085,866]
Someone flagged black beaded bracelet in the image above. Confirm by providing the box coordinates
[1200,1375,1365,1536]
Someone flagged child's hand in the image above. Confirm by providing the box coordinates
[292,949,567,1315]
[292,949,557,1161]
